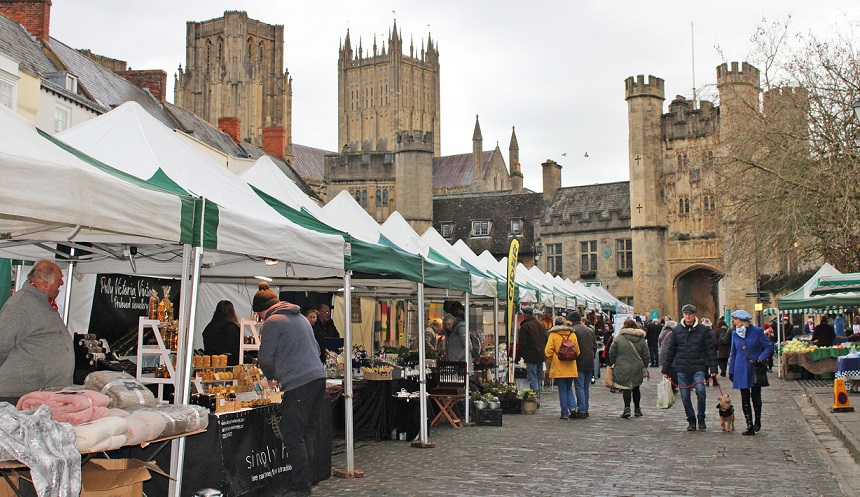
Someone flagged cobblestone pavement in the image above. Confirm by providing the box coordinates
[315,368,858,496]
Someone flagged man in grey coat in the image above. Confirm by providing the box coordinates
[0,260,73,401]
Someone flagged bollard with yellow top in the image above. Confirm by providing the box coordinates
[831,378,854,412]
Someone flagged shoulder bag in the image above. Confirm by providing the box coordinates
[741,335,769,387]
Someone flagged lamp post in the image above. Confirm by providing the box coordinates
[534,239,544,269]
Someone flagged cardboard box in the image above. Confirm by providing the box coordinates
[81,459,171,497]
[0,471,22,497]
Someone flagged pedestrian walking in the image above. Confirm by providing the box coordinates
[715,322,730,377]
[727,309,774,435]
[570,311,597,418]
[658,320,678,392]
[661,304,718,432]
[517,304,548,406]
[545,317,579,419]
[645,318,662,367]
[608,319,650,418]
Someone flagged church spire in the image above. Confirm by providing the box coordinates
[509,126,523,193]
[473,115,483,184]
[472,114,483,141]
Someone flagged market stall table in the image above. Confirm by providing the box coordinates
[331,378,422,441]
[836,355,860,390]
[781,348,848,378]
[129,401,332,497]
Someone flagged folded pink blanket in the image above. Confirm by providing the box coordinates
[17,390,113,426]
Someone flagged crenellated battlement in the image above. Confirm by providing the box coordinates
[716,61,760,88]
[625,74,665,100]
[395,130,434,152]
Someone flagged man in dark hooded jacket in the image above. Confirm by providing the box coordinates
[255,282,326,497]
[517,304,548,406]
[662,304,718,432]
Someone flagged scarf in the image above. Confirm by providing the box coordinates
[735,325,747,339]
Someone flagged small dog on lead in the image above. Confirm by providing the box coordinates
[716,394,735,432]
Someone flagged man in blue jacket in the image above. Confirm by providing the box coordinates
[661,304,718,432]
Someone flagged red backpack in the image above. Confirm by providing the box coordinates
[557,332,579,361]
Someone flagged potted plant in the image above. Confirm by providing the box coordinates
[488,396,501,409]
[520,388,538,414]
[471,391,487,410]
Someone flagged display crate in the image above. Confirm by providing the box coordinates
[475,408,503,426]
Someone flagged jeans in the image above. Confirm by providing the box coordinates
[677,370,707,423]
[556,377,575,416]
[278,378,326,492]
[527,362,543,403]
[573,369,592,414]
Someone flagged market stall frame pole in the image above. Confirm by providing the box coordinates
[335,270,364,477]
[777,308,783,379]
[464,292,471,425]
[61,249,75,325]
[493,297,499,383]
[168,242,203,497]
[411,283,435,448]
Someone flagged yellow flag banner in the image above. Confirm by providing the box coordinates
[506,239,519,358]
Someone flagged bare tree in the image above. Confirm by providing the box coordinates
[718,16,860,277]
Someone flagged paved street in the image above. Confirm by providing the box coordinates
[316,369,859,496]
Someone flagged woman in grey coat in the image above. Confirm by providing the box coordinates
[608,319,650,418]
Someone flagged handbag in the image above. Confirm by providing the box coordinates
[604,365,614,389]
[741,337,769,387]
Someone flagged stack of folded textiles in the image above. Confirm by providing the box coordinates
[74,416,128,452]
[17,389,112,426]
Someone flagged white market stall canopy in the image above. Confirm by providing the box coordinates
[54,102,345,278]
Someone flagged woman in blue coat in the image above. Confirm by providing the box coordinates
[728,309,774,436]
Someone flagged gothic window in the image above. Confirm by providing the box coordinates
[247,38,253,60]
[217,38,223,64]
[683,153,689,168]
[547,243,563,275]
[708,150,715,167]
[703,194,716,214]
[375,189,382,206]
[258,42,264,65]
[678,196,690,215]
[354,189,361,204]
[616,239,632,270]
[382,189,389,206]
[677,154,682,169]
[206,40,212,67]
[471,220,491,237]
[361,189,368,207]
[580,241,597,272]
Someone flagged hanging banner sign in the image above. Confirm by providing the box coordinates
[88,274,180,353]
[219,405,291,495]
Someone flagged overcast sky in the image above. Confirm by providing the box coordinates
[50,1,860,192]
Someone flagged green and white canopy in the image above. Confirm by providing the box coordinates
[421,227,498,298]
[0,105,195,262]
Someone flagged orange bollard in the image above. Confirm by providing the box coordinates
[831,378,855,413]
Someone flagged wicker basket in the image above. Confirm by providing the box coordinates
[361,368,393,380]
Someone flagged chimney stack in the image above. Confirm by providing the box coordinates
[0,0,51,42]
[217,117,241,143]
[542,159,561,203]
[117,69,167,102]
[263,125,286,160]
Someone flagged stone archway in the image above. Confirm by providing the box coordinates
[676,267,722,323]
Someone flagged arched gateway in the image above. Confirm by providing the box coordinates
[675,267,722,323]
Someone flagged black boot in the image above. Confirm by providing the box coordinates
[621,407,631,418]
[634,407,643,417]
[754,403,762,432]
[742,401,755,436]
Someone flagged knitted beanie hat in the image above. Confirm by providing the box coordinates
[252,281,279,312]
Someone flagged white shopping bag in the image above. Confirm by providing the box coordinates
[656,377,675,409]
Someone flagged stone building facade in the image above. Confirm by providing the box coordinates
[624,61,801,320]
[174,11,293,161]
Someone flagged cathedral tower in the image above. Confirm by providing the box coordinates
[174,11,293,160]
[337,21,441,156]
[625,74,667,316]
